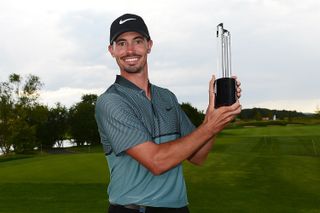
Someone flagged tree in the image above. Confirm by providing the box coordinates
[27,104,50,149]
[180,102,205,127]
[47,103,69,148]
[0,73,43,154]
[0,82,14,154]
[315,105,320,118]
[68,94,99,146]
[253,109,262,120]
[26,103,69,150]
[9,118,36,154]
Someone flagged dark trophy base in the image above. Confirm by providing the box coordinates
[215,78,236,108]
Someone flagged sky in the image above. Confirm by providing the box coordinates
[0,0,319,113]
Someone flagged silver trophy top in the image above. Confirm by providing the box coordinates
[217,23,232,78]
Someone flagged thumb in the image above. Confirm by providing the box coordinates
[208,75,216,110]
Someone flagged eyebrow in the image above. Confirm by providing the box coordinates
[115,36,145,43]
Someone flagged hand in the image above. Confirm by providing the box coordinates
[203,75,242,136]
[232,76,242,99]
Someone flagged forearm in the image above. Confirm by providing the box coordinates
[127,123,214,175]
[151,100,241,173]
[187,136,216,165]
[154,125,214,171]
[127,102,241,175]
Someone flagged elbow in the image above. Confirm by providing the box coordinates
[190,162,203,166]
[188,158,206,166]
[193,161,205,166]
[135,144,176,176]
[148,158,171,176]
[147,164,166,176]
[150,168,164,176]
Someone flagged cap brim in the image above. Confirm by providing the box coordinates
[110,29,150,44]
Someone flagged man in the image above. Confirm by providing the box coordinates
[95,13,242,213]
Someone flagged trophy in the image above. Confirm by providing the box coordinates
[215,23,237,108]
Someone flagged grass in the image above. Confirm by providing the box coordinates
[0,124,320,212]
[0,183,106,213]
[0,153,109,213]
[185,125,320,212]
[186,152,320,212]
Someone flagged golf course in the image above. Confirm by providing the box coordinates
[0,124,319,213]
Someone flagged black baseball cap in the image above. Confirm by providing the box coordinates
[109,13,150,44]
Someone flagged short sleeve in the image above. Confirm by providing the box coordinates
[179,108,196,136]
[95,93,153,155]
[168,91,196,137]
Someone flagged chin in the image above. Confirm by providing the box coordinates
[124,66,143,73]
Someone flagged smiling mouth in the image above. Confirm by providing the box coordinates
[124,57,139,62]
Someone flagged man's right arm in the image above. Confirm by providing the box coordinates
[126,100,241,176]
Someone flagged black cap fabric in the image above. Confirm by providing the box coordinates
[109,13,150,44]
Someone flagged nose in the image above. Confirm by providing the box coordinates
[126,42,135,52]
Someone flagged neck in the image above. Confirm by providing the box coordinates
[120,70,151,99]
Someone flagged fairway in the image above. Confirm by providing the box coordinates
[0,153,109,213]
[185,124,320,212]
[0,125,320,212]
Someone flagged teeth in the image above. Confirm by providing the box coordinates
[125,57,138,62]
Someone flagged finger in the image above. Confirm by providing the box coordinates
[231,101,242,115]
[208,75,216,110]
[232,76,241,99]
[221,103,241,123]
[237,87,242,99]
[232,75,241,87]
[231,100,241,109]
[222,100,241,114]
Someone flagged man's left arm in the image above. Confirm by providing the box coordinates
[186,76,241,166]
[187,136,215,165]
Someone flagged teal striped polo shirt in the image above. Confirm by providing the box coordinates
[95,75,195,208]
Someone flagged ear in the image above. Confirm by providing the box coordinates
[108,45,115,57]
[147,40,153,54]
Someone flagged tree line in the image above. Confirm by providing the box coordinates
[180,104,316,125]
[1,73,318,155]
[0,73,99,155]
[238,108,310,120]
[0,73,207,155]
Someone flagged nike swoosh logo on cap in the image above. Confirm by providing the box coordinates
[119,18,137,24]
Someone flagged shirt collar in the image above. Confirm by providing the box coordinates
[115,75,152,93]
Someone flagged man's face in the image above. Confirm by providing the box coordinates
[108,31,153,74]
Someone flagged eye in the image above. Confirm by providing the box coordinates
[116,41,127,47]
[134,38,144,45]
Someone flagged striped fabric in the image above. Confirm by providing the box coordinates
[95,75,195,208]
[96,75,195,155]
